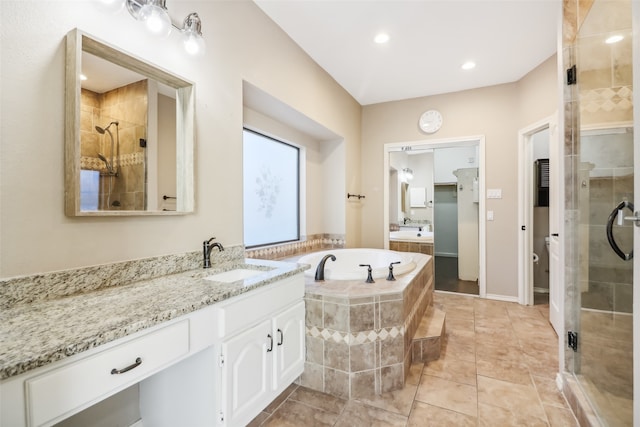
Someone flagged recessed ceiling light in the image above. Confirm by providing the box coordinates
[461,61,476,70]
[605,34,624,44]
[374,33,390,44]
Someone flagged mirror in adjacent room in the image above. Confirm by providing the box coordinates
[387,141,482,296]
[65,29,195,216]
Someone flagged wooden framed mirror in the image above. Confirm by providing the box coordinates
[65,29,195,216]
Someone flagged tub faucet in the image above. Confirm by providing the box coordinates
[203,237,224,269]
[386,261,401,281]
[359,264,375,283]
[314,254,336,281]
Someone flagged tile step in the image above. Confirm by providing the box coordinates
[411,306,446,363]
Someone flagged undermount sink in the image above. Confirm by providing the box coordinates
[204,269,265,283]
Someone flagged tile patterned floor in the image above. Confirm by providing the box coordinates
[248,292,579,427]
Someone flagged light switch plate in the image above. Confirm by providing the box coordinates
[487,210,494,221]
[487,189,502,199]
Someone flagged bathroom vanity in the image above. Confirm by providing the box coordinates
[0,253,306,427]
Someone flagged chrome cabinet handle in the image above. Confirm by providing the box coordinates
[111,357,142,375]
[606,201,634,261]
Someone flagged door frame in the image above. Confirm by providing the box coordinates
[383,135,486,298]
[518,115,554,305]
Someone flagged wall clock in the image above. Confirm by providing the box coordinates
[419,110,443,134]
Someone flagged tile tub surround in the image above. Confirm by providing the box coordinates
[300,253,433,399]
[0,247,307,380]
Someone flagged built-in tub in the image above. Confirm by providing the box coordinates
[297,249,434,400]
[298,248,416,281]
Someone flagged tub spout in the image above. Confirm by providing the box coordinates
[386,261,401,281]
[359,264,375,283]
[314,254,336,281]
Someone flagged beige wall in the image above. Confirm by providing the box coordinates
[0,1,361,277]
[361,55,558,298]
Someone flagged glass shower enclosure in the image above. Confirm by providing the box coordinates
[574,0,635,425]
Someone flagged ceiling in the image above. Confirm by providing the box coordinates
[254,0,560,106]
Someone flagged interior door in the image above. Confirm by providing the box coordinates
[548,117,562,335]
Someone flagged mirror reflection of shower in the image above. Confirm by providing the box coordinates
[95,121,120,208]
[95,121,119,176]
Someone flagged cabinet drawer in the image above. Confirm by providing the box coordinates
[26,320,189,427]
[214,274,303,339]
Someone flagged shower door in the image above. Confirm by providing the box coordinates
[574,0,636,425]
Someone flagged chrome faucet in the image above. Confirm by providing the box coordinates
[314,254,336,281]
[203,237,224,269]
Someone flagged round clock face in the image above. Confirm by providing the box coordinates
[419,110,443,134]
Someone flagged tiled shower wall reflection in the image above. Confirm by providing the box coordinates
[80,80,147,210]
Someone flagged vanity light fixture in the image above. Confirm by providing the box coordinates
[403,168,414,180]
[125,0,205,55]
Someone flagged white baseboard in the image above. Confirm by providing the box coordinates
[485,293,519,303]
[434,252,458,257]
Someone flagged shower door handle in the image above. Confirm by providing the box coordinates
[606,201,634,261]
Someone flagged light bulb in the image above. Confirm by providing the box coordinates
[183,32,205,56]
[181,13,205,56]
[139,3,171,37]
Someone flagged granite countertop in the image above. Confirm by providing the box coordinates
[0,258,308,380]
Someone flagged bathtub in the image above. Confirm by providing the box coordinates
[298,249,434,399]
[390,230,434,243]
[298,248,417,280]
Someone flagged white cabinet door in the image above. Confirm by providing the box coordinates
[220,319,272,427]
[273,301,305,391]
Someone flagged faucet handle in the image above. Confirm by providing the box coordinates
[387,261,401,281]
[359,264,375,283]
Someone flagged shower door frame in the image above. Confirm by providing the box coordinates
[383,135,486,298]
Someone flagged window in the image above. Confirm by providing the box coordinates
[243,129,300,248]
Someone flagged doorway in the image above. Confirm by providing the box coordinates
[384,136,486,297]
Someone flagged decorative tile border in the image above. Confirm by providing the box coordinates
[80,152,146,171]
[306,326,404,345]
[245,234,345,260]
[580,86,633,113]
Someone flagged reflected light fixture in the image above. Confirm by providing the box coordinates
[605,34,624,44]
[125,0,205,55]
[402,168,414,180]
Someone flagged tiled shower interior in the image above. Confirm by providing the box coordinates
[80,79,148,210]
[563,0,634,424]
